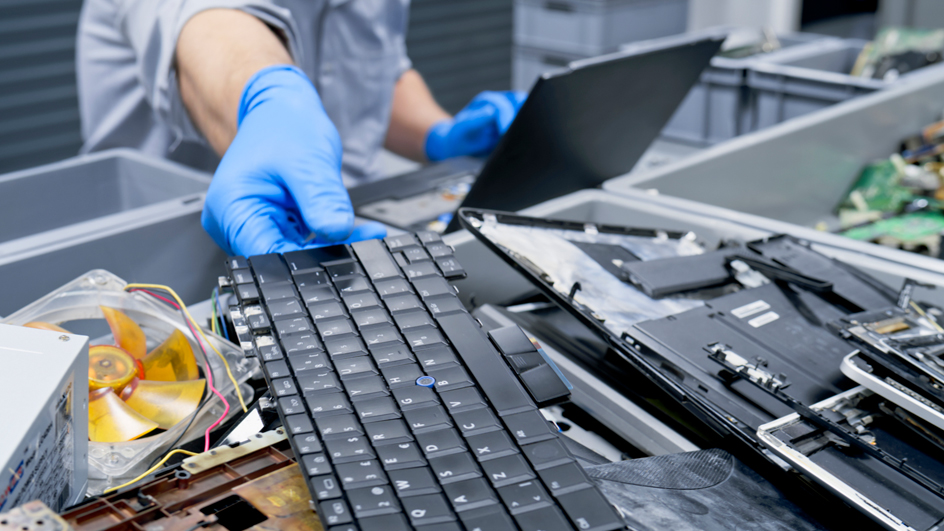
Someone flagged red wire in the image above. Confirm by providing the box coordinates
[127,288,231,451]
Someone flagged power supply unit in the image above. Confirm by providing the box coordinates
[0,324,89,512]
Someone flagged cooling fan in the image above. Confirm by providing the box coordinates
[1,270,258,494]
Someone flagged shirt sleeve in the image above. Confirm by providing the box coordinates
[113,0,304,145]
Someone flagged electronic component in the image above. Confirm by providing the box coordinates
[1,324,88,513]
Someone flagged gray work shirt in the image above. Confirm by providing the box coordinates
[77,0,412,183]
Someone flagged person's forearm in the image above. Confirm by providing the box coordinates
[177,9,293,155]
[385,69,451,162]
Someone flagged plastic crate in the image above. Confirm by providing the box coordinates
[747,39,887,132]
[656,32,832,146]
[512,45,588,91]
[513,0,688,56]
[0,149,225,315]
[602,64,944,257]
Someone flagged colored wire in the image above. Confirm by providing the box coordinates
[911,301,944,333]
[213,286,231,342]
[129,288,230,451]
[125,283,248,412]
[102,449,198,494]
[210,291,219,335]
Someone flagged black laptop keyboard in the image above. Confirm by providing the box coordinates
[226,232,624,531]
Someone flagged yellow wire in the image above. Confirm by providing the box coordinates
[210,294,219,335]
[911,301,944,333]
[125,283,248,412]
[103,449,198,494]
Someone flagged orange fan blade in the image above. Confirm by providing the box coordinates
[23,321,70,333]
[88,345,138,391]
[120,378,205,430]
[88,388,158,442]
[142,329,199,382]
[100,306,147,359]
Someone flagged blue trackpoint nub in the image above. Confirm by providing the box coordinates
[416,376,436,388]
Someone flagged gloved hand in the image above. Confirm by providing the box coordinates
[424,90,527,162]
[202,65,386,257]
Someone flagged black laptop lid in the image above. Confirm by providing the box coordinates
[450,34,723,223]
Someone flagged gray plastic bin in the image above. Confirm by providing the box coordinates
[444,189,944,311]
[0,149,225,315]
[513,0,687,56]
[747,39,887,132]
[512,45,587,91]
[602,64,944,252]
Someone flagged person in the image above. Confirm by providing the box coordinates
[77,1,525,257]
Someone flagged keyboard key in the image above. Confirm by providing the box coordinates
[426,243,453,259]
[288,350,331,373]
[375,278,413,298]
[267,298,304,318]
[401,494,455,526]
[392,385,439,410]
[375,441,427,470]
[336,460,387,489]
[403,328,448,350]
[259,281,296,302]
[514,506,573,531]
[246,308,271,333]
[294,433,322,454]
[264,360,290,379]
[426,365,474,391]
[294,269,330,288]
[256,343,283,362]
[280,332,323,354]
[335,276,373,294]
[417,231,441,244]
[481,454,535,487]
[310,474,342,500]
[308,301,346,321]
[466,431,518,462]
[497,480,552,514]
[249,254,291,284]
[326,436,375,463]
[416,428,466,458]
[393,311,436,331]
[317,318,357,340]
[357,514,410,531]
[417,344,460,370]
[284,245,327,272]
[453,408,502,436]
[443,478,499,512]
[227,255,248,270]
[326,337,369,360]
[352,239,402,281]
[537,462,591,496]
[381,363,424,388]
[279,395,306,415]
[403,404,452,433]
[326,260,365,279]
[365,419,413,446]
[317,498,353,527]
[302,453,332,476]
[352,307,393,328]
[370,343,415,367]
[458,505,517,531]
[354,396,401,423]
[300,286,339,304]
[436,256,466,279]
[334,356,377,380]
[231,268,253,285]
[403,246,431,263]
[413,277,453,299]
[439,387,486,413]
[521,439,573,470]
[344,374,390,402]
[389,468,441,497]
[403,260,439,279]
[343,291,381,311]
[306,392,353,417]
[316,414,364,439]
[271,377,297,397]
[347,484,401,518]
[274,316,312,336]
[557,487,624,531]
[287,246,352,270]
[298,372,342,394]
[386,293,423,313]
[426,296,466,317]
[384,234,419,252]
[362,325,403,347]
[504,410,557,445]
[284,414,314,435]
[235,282,259,303]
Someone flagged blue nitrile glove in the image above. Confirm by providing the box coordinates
[202,65,386,257]
[424,90,527,162]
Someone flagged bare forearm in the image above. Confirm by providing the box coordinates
[176,9,293,155]
[385,69,451,162]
